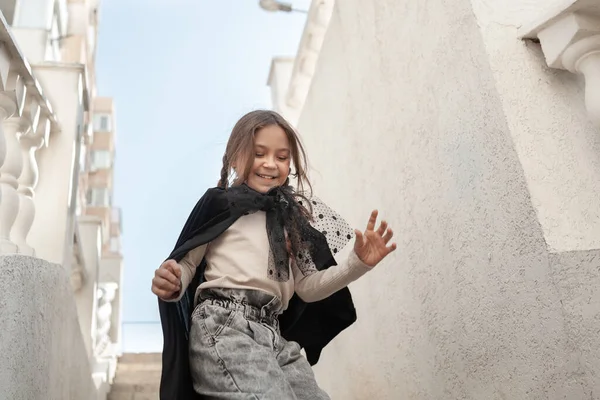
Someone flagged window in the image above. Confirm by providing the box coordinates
[86,188,110,207]
[90,150,112,170]
[93,113,112,131]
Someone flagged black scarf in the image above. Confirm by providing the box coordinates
[158,184,357,400]
[226,184,337,281]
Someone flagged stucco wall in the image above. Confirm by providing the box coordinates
[0,255,95,400]
[470,0,600,253]
[297,1,599,398]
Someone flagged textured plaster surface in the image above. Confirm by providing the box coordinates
[470,0,600,253]
[0,255,95,400]
[296,0,597,398]
[548,249,600,396]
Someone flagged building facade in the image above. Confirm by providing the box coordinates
[269,0,600,399]
[0,1,124,399]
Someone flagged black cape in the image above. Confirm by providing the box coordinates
[157,185,358,400]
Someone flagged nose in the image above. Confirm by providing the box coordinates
[263,156,277,169]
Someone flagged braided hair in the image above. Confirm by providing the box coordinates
[218,154,229,189]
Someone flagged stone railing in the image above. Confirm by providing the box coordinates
[92,281,119,397]
[95,282,118,356]
[0,17,58,257]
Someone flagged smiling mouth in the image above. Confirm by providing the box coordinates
[257,173,277,180]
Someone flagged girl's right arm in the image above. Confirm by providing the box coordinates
[152,244,208,301]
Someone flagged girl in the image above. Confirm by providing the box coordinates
[152,110,396,399]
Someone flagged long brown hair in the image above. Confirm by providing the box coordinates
[218,110,312,197]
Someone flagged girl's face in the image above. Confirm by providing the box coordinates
[244,124,291,193]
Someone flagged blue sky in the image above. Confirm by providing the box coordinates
[95,0,310,351]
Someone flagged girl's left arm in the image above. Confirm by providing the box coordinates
[293,249,372,303]
[293,210,396,302]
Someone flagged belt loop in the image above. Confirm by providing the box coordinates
[259,305,267,320]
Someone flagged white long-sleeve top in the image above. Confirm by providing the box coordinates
[166,210,371,311]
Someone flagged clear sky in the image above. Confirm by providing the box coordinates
[95,0,311,352]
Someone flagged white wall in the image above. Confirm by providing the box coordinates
[12,0,65,63]
[28,65,84,267]
[13,0,53,29]
[296,0,600,398]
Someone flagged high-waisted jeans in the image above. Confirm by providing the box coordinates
[189,288,331,400]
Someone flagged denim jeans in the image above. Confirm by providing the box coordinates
[189,288,331,400]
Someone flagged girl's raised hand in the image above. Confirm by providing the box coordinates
[354,210,397,267]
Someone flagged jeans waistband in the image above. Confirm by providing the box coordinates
[197,288,282,327]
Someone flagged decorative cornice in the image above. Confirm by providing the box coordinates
[520,0,600,126]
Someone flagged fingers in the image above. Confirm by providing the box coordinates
[358,211,398,263]
[152,285,178,300]
[366,210,378,232]
[157,266,180,286]
[363,211,396,243]
[379,238,397,258]
[151,260,181,299]
[368,209,392,243]
[163,259,182,280]
[152,269,180,293]
[354,229,365,247]
[376,220,388,237]
[386,242,398,255]
[382,227,393,244]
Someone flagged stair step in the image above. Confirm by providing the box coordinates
[108,393,158,400]
[118,352,162,364]
[113,371,161,385]
[116,362,162,373]
[107,353,161,399]
[110,382,160,393]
